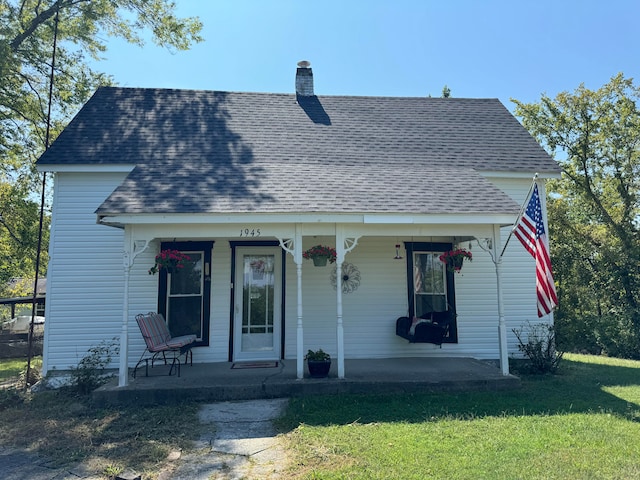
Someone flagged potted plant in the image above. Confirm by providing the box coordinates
[303,245,337,267]
[438,248,472,273]
[305,348,331,378]
[148,249,191,275]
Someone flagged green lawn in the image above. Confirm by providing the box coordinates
[278,354,640,479]
[2,354,640,479]
[0,357,200,479]
[0,356,41,383]
[0,357,26,380]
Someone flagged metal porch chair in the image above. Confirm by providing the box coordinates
[133,312,196,378]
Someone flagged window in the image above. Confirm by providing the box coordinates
[158,241,213,346]
[405,242,458,342]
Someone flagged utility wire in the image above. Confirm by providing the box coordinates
[26,3,60,389]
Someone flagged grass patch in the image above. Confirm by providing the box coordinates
[3,354,640,479]
[0,356,42,389]
[0,357,41,381]
[0,357,202,479]
[278,353,640,479]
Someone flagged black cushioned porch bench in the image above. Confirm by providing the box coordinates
[395,311,454,346]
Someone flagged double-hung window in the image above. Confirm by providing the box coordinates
[157,241,213,347]
[405,242,458,343]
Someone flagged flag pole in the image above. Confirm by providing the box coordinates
[499,173,539,260]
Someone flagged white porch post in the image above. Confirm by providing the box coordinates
[279,226,304,379]
[493,224,510,375]
[296,260,303,379]
[335,227,345,379]
[294,226,304,379]
[118,233,149,388]
[118,255,131,387]
[334,228,360,380]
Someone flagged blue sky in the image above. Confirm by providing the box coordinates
[96,0,639,111]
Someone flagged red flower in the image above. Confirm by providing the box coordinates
[149,249,191,275]
[303,245,337,263]
[439,248,472,273]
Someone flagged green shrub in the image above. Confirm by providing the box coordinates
[593,313,640,359]
[69,338,119,394]
[513,321,564,373]
[555,311,602,355]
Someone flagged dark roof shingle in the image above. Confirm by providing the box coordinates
[37,87,559,216]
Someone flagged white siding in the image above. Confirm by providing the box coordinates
[202,241,233,362]
[282,230,539,361]
[43,172,129,373]
[45,175,545,370]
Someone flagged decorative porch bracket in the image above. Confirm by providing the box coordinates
[278,224,304,379]
[119,235,151,387]
[335,228,362,379]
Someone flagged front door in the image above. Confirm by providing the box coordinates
[233,247,282,361]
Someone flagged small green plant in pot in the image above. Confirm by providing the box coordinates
[305,348,331,378]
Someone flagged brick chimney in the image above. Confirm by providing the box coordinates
[295,60,314,96]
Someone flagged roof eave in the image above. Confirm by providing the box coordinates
[36,164,136,173]
[479,170,562,179]
[97,211,520,229]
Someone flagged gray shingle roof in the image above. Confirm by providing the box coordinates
[36,87,559,216]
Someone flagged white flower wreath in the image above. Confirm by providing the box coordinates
[330,262,361,294]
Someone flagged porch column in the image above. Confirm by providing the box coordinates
[334,228,360,380]
[335,227,345,379]
[279,227,304,379]
[294,225,304,379]
[118,255,132,387]
[118,235,150,387]
[493,224,510,375]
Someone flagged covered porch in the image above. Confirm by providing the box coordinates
[94,357,520,406]
[112,218,517,389]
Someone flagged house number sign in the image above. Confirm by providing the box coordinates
[239,228,261,237]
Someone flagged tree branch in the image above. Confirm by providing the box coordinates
[10,0,86,52]
[0,214,24,245]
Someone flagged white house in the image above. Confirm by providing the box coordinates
[36,63,560,386]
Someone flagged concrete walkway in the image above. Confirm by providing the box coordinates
[164,398,289,479]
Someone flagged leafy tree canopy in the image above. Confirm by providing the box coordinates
[514,73,640,357]
[0,0,202,289]
[1,0,202,180]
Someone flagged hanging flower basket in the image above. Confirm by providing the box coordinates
[148,249,191,275]
[303,245,337,267]
[439,248,472,273]
[312,256,328,267]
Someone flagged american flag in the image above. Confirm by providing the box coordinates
[514,184,558,317]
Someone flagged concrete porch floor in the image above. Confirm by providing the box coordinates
[93,357,521,406]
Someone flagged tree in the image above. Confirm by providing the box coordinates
[513,73,640,357]
[0,181,49,295]
[0,0,202,286]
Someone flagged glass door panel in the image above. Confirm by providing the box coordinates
[234,247,281,361]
